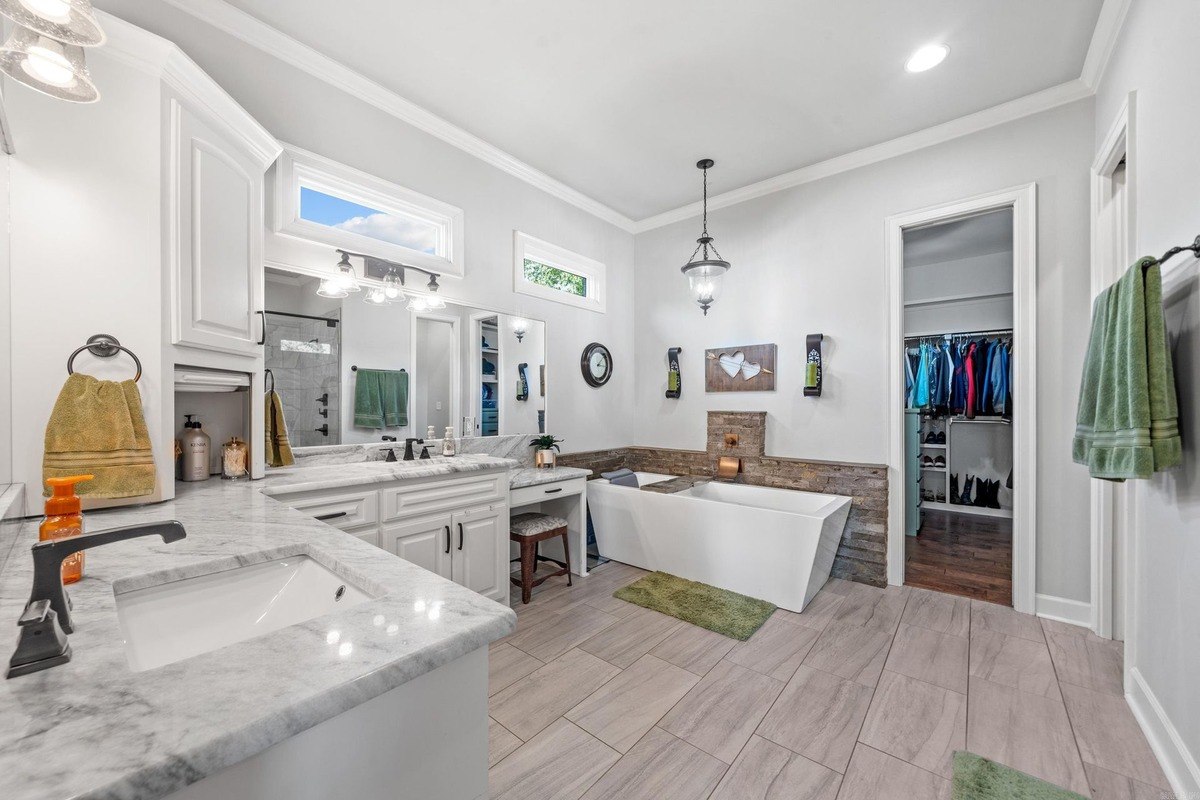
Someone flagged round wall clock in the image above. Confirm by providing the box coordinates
[580,342,613,387]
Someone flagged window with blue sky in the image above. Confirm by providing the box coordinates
[299,187,439,255]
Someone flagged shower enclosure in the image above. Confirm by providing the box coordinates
[264,310,342,447]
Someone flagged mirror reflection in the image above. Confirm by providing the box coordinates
[265,267,547,448]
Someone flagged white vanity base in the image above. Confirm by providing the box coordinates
[165,647,488,800]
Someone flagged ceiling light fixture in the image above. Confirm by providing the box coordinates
[0,0,105,46]
[905,43,949,73]
[680,158,730,316]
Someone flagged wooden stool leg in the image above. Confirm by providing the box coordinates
[560,529,573,587]
[519,539,536,604]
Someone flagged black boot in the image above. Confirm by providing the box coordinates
[949,473,960,504]
[974,479,990,506]
[960,475,975,505]
[987,479,1002,509]
[1006,469,1012,489]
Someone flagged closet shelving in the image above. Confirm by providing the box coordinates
[478,317,500,435]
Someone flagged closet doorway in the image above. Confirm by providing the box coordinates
[886,186,1037,613]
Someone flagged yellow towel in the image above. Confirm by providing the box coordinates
[43,374,156,498]
[265,389,295,468]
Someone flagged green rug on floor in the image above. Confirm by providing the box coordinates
[612,571,775,640]
[953,752,1088,799]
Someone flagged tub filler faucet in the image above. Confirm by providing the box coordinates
[7,520,187,678]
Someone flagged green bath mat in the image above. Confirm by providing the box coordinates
[612,571,775,640]
[952,752,1088,800]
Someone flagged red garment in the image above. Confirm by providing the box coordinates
[964,343,977,419]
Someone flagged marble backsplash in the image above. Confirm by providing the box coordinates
[287,433,540,469]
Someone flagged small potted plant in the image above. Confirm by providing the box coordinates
[530,435,563,469]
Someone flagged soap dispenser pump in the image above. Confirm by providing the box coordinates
[179,415,211,482]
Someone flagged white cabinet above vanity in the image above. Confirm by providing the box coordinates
[267,465,511,604]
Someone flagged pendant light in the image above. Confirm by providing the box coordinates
[0,24,98,102]
[330,250,361,293]
[0,0,106,46]
[680,158,730,316]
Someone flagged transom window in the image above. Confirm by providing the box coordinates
[273,144,465,277]
[513,232,605,313]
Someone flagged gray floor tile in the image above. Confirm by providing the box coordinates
[902,587,971,637]
[1084,762,1166,800]
[489,717,621,800]
[836,744,950,800]
[1061,683,1170,790]
[709,735,841,800]
[659,659,784,764]
[726,613,821,682]
[971,599,1045,643]
[578,606,683,668]
[490,647,622,741]
[833,583,909,631]
[650,622,737,676]
[580,727,728,800]
[505,604,620,662]
[967,675,1089,795]
[489,642,544,696]
[489,717,522,768]
[757,664,873,773]
[858,670,965,779]
[884,622,969,694]
[969,629,1061,700]
[567,654,699,753]
[1046,630,1124,696]
[777,586,846,632]
[801,618,894,687]
[1040,616,1092,640]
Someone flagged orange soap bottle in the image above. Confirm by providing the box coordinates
[41,475,94,584]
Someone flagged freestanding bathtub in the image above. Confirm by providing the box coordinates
[587,473,852,612]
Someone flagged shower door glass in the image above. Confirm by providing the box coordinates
[264,310,342,447]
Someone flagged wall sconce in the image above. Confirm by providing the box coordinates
[0,0,106,103]
[512,317,528,342]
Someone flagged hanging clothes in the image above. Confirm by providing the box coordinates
[913,343,932,409]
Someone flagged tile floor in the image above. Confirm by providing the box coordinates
[488,561,1171,800]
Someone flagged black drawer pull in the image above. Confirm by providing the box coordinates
[444,525,451,554]
[315,511,348,522]
[457,522,465,551]
[544,487,563,494]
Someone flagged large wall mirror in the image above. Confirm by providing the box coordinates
[265,267,547,449]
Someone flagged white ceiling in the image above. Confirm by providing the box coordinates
[213,0,1104,221]
[904,210,1013,268]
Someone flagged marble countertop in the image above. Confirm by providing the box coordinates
[262,453,518,495]
[510,465,592,488]
[0,476,516,800]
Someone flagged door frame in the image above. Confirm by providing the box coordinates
[885,183,1039,614]
[1089,93,1137,641]
[409,310,462,438]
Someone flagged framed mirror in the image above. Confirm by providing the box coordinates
[264,267,547,449]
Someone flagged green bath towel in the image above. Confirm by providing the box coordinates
[353,369,408,429]
[1073,258,1182,481]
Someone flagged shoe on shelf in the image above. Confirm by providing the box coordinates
[935,431,946,444]
[950,473,960,504]
[923,489,935,502]
[960,475,975,505]
[922,455,935,467]
[935,491,946,503]
[933,455,946,468]
[987,479,1002,509]
[924,431,938,444]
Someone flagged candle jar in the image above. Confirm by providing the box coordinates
[221,437,249,480]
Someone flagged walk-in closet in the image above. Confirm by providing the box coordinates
[902,209,1016,605]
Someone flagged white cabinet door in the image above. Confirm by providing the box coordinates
[381,514,453,580]
[451,506,507,603]
[169,98,264,357]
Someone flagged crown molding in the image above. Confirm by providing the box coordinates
[1081,0,1133,90]
[633,79,1093,233]
[156,0,638,233]
[95,10,281,168]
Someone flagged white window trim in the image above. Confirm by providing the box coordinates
[272,143,465,277]
[513,231,606,313]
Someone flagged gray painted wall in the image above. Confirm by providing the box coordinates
[632,100,1096,605]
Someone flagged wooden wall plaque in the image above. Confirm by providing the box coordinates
[704,344,777,392]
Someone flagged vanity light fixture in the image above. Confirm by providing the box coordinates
[904,43,949,73]
[0,0,106,46]
[0,23,98,102]
[512,318,528,343]
[381,268,405,302]
[331,250,361,293]
[422,274,446,310]
[363,287,389,305]
[680,158,731,316]
[315,277,348,299]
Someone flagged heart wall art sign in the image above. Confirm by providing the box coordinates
[704,344,777,392]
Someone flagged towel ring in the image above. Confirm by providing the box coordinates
[264,368,275,394]
[66,334,142,382]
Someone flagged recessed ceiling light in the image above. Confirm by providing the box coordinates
[905,43,949,73]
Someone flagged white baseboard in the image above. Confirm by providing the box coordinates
[1127,667,1200,797]
[1035,593,1092,627]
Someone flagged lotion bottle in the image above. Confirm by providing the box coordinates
[179,414,211,482]
[442,426,456,456]
[41,475,94,584]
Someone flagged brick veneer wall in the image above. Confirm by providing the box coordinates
[558,412,888,587]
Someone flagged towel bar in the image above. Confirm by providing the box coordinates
[66,334,141,382]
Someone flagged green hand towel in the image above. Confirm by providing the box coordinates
[353,369,408,429]
[1073,258,1182,481]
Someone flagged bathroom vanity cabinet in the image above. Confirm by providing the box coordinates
[270,468,511,604]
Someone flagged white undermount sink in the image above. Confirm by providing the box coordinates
[115,556,373,672]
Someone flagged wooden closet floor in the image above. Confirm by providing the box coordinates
[905,509,1012,606]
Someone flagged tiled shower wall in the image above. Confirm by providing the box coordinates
[558,411,889,587]
[265,312,341,448]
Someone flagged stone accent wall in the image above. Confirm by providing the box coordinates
[559,412,889,587]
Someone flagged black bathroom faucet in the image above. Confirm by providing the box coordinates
[403,438,423,461]
[7,521,187,678]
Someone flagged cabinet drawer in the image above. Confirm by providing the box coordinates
[286,490,379,531]
[381,472,506,522]
[510,477,586,509]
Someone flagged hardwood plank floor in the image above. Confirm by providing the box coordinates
[905,509,1013,605]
